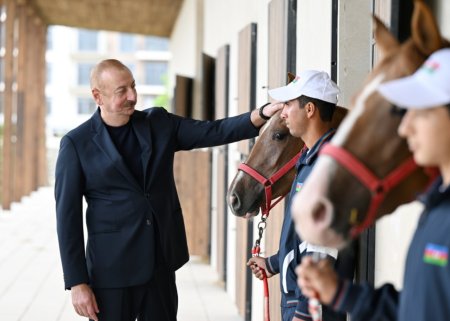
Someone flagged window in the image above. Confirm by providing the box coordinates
[77,63,95,85]
[46,63,52,84]
[119,33,135,52]
[0,93,3,115]
[0,59,4,84]
[78,29,98,51]
[144,62,167,85]
[46,98,52,115]
[46,26,54,50]
[127,63,136,76]
[144,36,169,51]
[77,97,96,114]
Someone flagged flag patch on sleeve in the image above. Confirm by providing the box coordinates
[295,182,303,192]
[423,243,448,267]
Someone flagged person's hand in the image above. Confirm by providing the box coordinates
[261,102,284,118]
[250,102,285,127]
[71,283,99,321]
[247,256,273,280]
[296,256,339,305]
[293,316,303,321]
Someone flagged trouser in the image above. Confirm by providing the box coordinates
[91,264,178,321]
[91,223,177,321]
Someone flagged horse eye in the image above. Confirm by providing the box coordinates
[272,132,287,140]
[390,104,406,117]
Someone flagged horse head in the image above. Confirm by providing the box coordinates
[292,0,448,249]
[227,103,347,218]
[227,109,302,218]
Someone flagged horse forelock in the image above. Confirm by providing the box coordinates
[259,115,276,136]
[332,73,386,147]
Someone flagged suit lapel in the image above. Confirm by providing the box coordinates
[91,110,142,191]
[131,111,152,183]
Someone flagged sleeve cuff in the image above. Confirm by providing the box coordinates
[294,299,313,321]
[330,278,363,314]
[265,256,278,275]
[294,310,313,321]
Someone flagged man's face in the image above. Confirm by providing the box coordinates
[95,68,137,118]
[280,99,308,138]
[398,106,450,167]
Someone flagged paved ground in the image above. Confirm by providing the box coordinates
[0,187,242,321]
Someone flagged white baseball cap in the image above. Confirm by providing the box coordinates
[268,70,340,104]
[378,48,450,109]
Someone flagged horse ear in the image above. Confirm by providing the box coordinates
[373,16,400,60]
[287,72,296,84]
[411,0,443,55]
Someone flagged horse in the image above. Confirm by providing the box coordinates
[292,0,449,250]
[227,100,348,218]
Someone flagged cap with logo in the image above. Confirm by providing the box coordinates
[378,48,450,109]
[268,70,340,104]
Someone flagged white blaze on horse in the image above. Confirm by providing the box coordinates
[292,0,449,249]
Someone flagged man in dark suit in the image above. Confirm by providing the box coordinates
[55,59,282,321]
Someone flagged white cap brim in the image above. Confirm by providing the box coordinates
[378,48,450,109]
[268,86,301,102]
[378,76,450,109]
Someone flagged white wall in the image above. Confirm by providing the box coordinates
[296,0,333,74]
[337,0,372,108]
[435,0,450,39]
[169,0,199,99]
[375,202,423,288]
[203,0,265,58]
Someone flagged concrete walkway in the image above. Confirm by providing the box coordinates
[0,187,243,321]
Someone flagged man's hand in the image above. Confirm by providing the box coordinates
[247,256,274,280]
[296,256,339,305]
[71,283,99,321]
[261,102,285,118]
[250,102,285,127]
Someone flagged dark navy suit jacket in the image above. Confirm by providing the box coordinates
[55,107,259,289]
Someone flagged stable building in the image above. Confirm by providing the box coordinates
[0,1,449,321]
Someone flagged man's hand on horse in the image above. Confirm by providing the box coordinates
[263,102,285,118]
[251,102,285,127]
[247,256,274,279]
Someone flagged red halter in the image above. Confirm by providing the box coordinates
[238,152,302,217]
[320,143,437,238]
[238,151,301,321]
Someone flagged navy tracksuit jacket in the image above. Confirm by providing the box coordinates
[331,177,450,321]
[265,129,355,321]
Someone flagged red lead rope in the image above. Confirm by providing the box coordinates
[252,240,270,321]
[239,152,302,321]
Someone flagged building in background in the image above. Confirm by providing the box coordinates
[45,26,171,136]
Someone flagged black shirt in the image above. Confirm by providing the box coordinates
[105,121,144,188]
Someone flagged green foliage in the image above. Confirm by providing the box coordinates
[154,92,169,108]
[153,74,170,109]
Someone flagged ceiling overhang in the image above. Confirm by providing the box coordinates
[28,0,183,37]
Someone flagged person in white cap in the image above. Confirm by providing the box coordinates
[247,70,356,321]
[296,48,450,321]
